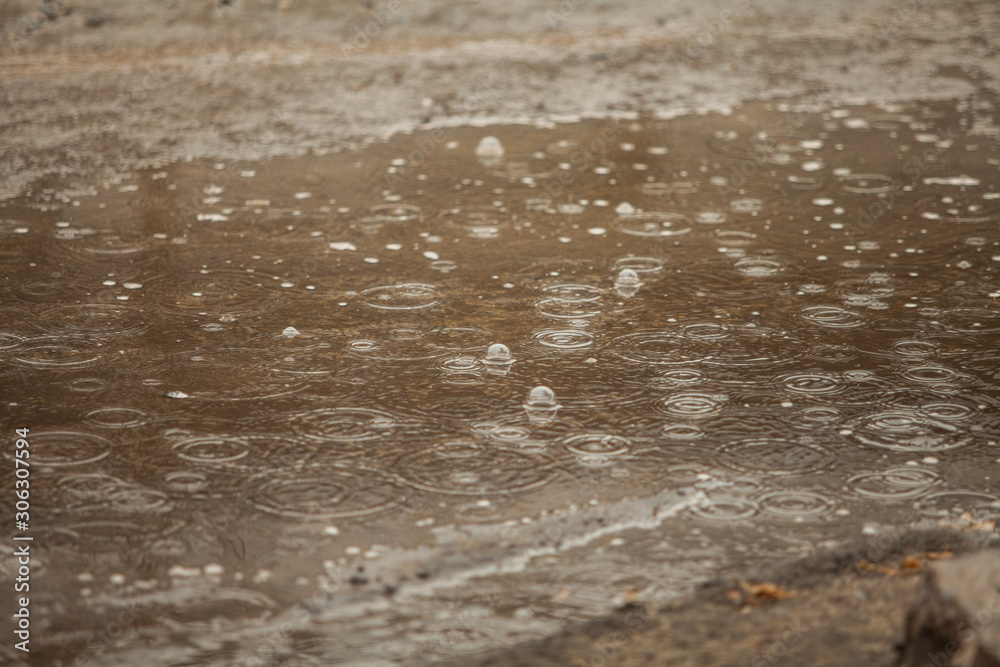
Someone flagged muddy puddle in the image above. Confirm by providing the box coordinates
[2,98,999,666]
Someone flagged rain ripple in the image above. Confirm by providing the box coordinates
[845,409,974,452]
[755,489,833,519]
[800,305,867,329]
[36,304,152,338]
[144,349,306,401]
[146,269,282,315]
[396,442,556,495]
[11,430,112,468]
[245,466,404,519]
[846,467,942,500]
[360,283,440,310]
[716,438,832,476]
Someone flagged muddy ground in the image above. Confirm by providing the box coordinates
[445,526,999,667]
[3,1,1000,666]
[3,0,1000,202]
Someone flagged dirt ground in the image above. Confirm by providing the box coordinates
[445,527,999,667]
[3,0,999,201]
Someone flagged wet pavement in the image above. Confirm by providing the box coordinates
[1,96,999,665]
[3,1,1000,666]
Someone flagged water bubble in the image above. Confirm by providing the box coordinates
[475,136,505,161]
[613,268,643,297]
[484,343,512,363]
[615,202,636,216]
[526,385,558,407]
[524,386,560,424]
[482,343,515,375]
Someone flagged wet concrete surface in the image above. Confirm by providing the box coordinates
[2,1,1000,666]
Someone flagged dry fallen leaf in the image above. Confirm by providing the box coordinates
[858,551,955,576]
[857,560,900,575]
[732,577,798,603]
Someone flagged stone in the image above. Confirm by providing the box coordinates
[902,551,1000,667]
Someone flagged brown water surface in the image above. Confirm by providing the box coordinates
[1,98,999,666]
